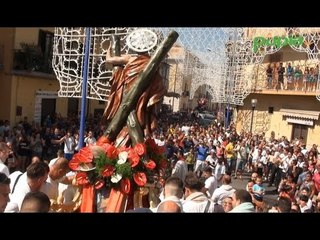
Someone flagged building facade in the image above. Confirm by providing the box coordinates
[157,28,320,147]
[236,28,320,147]
[2,27,319,148]
[164,43,218,113]
[0,28,110,126]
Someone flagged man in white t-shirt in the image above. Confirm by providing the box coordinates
[155,176,184,212]
[84,131,96,146]
[5,162,49,212]
[202,167,217,198]
[63,130,76,161]
[205,150,217,170]
[183,173,216,213]
[171,150,188,183]
[41,157,70,200]
[211,174,235,204]
[215,158,226,187]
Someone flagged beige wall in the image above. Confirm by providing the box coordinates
[237,93,320,147]
[12,75,61,123]
[11,74,105,124]
[14,28,54,48]
[0,27,108,127]
[87,99,105,117]
[0,27,55,124]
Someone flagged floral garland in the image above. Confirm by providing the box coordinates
[69,136,169,194]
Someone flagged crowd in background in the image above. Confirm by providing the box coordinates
[0,109,320,213]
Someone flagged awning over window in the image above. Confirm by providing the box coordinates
[285,117,314,126]
[280,108,320,126]
[279,108,320,121]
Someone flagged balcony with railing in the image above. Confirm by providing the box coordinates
[12,43,54,78]
[251,60,319,96]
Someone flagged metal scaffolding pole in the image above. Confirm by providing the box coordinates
[78,27,91,148]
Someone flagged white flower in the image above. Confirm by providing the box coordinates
[117,151,128,164]
[111,173,123,183]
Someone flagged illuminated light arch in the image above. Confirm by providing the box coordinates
[167,27,320,105]
[53,27,320,105]
[52,27,164,102]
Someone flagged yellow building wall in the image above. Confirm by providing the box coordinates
[86,99,105,117]
[14,27,54,48]
[56,97,67,118]
[237,94,320,148]
[12,75,64,123]
[1,27,106,127]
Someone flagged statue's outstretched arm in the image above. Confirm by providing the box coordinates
[106,45,131,65]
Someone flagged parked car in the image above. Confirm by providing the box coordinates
[198,113,215,126]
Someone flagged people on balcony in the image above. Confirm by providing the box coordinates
[277,62,285,90]
[272,63,278,89]
[264,62,318,92]
[308,67,315,92]
[293,65,302,91]
[286,62,293,90]
[266,64,273,89]
[303,67,309,91]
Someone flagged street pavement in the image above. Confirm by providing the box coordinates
[231,172,279,208]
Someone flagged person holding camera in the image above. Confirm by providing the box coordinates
[63,130,76,161]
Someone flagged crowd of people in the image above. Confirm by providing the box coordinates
[0,109,320,213]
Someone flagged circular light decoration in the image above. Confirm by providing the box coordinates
[126,28,158,52]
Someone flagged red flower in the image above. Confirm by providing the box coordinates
[69,157,80,171]
[144,160,156,170]
[118,146,131,153]
[128,149,140,167]
[94,179,105,190]
[120,178,131,194]
[134,143,146,156]
[76,172,89,185]
[99,143,118,159]
[75,137,169,193]
[101,165,115,177]
[133,172,147,186]
[77,147,94,163]
[96,136,110,146]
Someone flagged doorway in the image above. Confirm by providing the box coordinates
[41,98,56,124]
[68,98,79,117]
